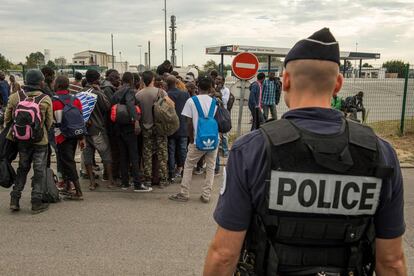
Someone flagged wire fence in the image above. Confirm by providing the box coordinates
[226,64,414,138]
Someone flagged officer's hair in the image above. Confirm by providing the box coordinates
[286,60,339,93]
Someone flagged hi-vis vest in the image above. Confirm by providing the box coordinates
[245,119,393,276]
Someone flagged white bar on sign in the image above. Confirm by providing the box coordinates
[235,62,256,69]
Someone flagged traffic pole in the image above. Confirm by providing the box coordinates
[237,80,245,137]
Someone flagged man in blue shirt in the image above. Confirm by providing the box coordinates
[0,71,10,108]
[248,72,265,130]
[204,28,407,276]
[166,75,190,182]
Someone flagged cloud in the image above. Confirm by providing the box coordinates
[0,0,413,67]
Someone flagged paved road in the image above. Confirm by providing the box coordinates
[0,168,412,275]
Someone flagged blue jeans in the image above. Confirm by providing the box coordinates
[221,133,229,156]
[11,143,48,202]
[168,136,188,175]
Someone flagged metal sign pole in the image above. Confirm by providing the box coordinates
[237,80,245,137]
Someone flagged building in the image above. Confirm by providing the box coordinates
[113,61,128,74]
[72,50,115,67]
[44,49,51,63]
[54,56,67,67]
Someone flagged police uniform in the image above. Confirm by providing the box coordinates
[213,29,406,276]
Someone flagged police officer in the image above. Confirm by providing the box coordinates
[203,28,407,276]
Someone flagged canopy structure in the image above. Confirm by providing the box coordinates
[206,45,381,76]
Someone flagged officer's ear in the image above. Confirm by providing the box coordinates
[333,73,344,95]
[282,70,290,93]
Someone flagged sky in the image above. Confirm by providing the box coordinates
[1,0,414,67]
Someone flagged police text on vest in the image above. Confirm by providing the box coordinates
[269,171,382,215]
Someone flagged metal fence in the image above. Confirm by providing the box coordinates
[227,64,414,137]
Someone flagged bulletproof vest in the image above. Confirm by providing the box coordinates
[246,118,393,276]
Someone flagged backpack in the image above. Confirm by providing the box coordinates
[0,125,16,188]
[111,89,142,125]
[55,94,86,138]
[192,96,219,151]
[42,167,60,203]
[111,104,141,125]
[153,90,180,136]
[227,92,235,111]
[214,100,232,133]
[12,90,47,143]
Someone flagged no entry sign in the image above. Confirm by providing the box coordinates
[231,52,259,80]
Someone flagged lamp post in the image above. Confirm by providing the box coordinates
[138,45,142,66]
[163,0,167,60]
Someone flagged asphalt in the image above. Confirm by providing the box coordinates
[0,167,413,275]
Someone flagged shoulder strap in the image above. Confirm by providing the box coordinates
[347,119,377,151]
[18,90,26,101]
[192,96,206,118]
[260,119,301,146]
[208,98,217,119]
[34,93,48,104]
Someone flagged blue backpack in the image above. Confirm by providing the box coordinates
[192,96,218,151]
[55,95,86,138]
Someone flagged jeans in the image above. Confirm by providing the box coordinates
[262,104,277,120]
[221,133,229,156]
[118,131,141,186]
[57,138,79,182]
[11,143,48,202]
[250,107,264,131]
[168,136,188,175]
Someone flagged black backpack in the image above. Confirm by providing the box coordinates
[214,99,232,133]
[42,168,60,203]
[227,92,235,111]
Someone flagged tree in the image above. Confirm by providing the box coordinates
[0,53,12,71]
[46,60,57,70]
[203,59,219,72]
[382,60,408,78]
[362,63,373,68]
[25,51,45,68]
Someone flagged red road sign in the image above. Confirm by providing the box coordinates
[231,52,259,80]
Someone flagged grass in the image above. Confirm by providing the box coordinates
[369,119,414,164]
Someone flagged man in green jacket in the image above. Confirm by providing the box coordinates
[331,91,344,111]
[4,69,53,214]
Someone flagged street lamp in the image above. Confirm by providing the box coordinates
[137,45,142,66]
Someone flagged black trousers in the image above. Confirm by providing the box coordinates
[119,131,141,186]
[57,138,79,182]
[11,143,48,202]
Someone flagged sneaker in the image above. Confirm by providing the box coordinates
[121,184,130,191]
[32,202,49,214]
[200,195,210,204]
[194,167,204,175]
[56,181,66,191]
[134,184,153,193]
[168,193,189,202]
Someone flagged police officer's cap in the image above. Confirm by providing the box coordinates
[284,27,340,67]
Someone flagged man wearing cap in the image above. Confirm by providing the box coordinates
[4,69,53,214]
[203,28,407,276]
